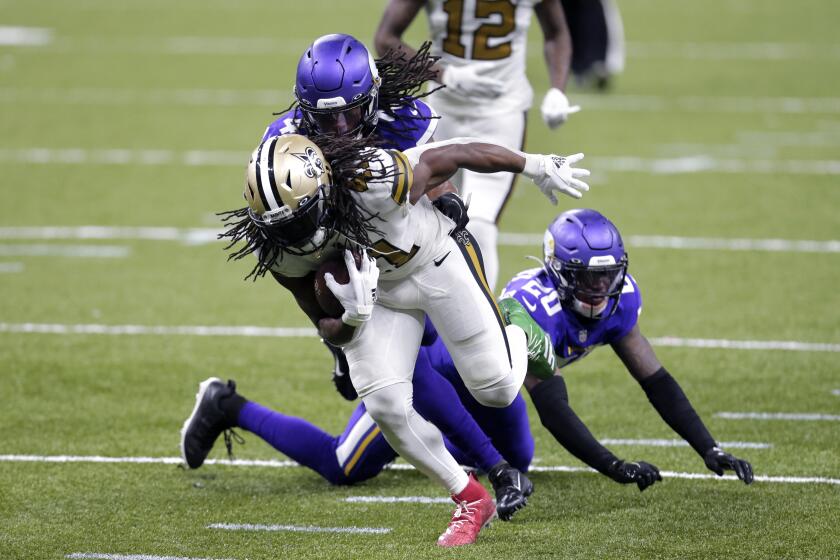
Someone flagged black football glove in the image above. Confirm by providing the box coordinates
[432,192,470,231]
[322,339,357,401]
[703,446,754,484]
[607,459,662,492]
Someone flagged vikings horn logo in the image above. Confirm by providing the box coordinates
[293,146,325,179]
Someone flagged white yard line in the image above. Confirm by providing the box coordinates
[3,226,839,254]
[2,147,839,176]
[208,523,390,534]
[0,323,317,337]
[0,244,129,258]
[832,389,840,396]
[715,412,840,421]
[4,147,838,175]
[3,86,840,116]
[0,262,24,273]
[67,555,234,560]
[0,26,52,46]
[650,337,840,353]
[601,439,772,449]
[1,454,836,486]
[498,233,840,253]
[1,323,837,353]
[345,496,452,504]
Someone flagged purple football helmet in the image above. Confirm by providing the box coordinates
[543,209,628,320]
[294,34,381,137]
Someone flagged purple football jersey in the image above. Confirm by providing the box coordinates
[261,99,437,151]
[501,267,642,369]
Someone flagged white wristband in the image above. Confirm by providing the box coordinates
[521,153,543,179]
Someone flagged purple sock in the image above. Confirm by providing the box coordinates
[412,348,504,472]
[237,401,344,482]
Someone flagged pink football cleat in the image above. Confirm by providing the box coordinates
[437,473,497,547]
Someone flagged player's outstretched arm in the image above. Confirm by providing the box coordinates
[612,325,755,484]
[374,0,426,61]
[526,373,661,491]
[405,139,589,204]
[534,0,580,128]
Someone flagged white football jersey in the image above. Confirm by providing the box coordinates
[348,148,451,280]
[265,231,345,279]
[425,0,537,117]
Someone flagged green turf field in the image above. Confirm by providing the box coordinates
[1,0,839,558]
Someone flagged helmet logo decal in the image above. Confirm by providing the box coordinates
[292,146,325,179]
[578,329,588,343]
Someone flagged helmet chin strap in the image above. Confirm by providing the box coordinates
[572,297,608,319]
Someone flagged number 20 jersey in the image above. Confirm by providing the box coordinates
[426,0,537,117]
[501,267,643,369]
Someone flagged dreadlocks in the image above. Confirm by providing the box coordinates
[219,133,398,280]
[375,41,442,119]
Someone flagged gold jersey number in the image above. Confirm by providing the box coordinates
[442,0,515,61]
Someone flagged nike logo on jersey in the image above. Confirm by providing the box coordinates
[434,251,451,267]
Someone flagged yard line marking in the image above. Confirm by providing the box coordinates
[498,233,840,253]
[0,262,24,273]
[1,323,837,353]
[0,226,221,245]
[0,323,317,337]
[1,148,839,176]
[3,86,840,116]
[0,26,52,46]
[1,454,838,486]
[208,523,391,535]
[715,412,840,421]
[651,337,840,353]
[601,439,772,449]
[67,554,235,560]
[575,94,840,115]
[0,244,129,258]
[0,87,289,107]
[3,227,840,255]
[590,155,840,175]
[832,389,840,396]
[626,41,840,61]
[344,496,452,504]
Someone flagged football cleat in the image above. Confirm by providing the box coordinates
[437,474,497,547]
[180,377,244,469]
[498,297,557,379]
[488,462,534,521]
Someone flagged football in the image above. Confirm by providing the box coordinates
[314,258,350,318]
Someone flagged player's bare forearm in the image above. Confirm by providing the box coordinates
[409,143,525,203]
[374,0,439,78]
[535,0,572,90]
[611,325,662,380]
[270,271,327,327]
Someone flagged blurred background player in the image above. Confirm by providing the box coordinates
[560,0,625,90]
[500,209,755,486]
[181,322,535,521]
[375,0,579,291]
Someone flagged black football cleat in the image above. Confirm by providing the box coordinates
[180,377,244,469]
[488,462,534,521]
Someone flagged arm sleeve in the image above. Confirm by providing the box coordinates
[529,375,619,474]
[640,367,717,457]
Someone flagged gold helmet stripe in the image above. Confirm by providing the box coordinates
[255,136,282,211]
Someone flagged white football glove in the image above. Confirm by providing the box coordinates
[522,153,590,204]
[441,63,505,98]
[324,250,380,327]
[540,88,581,129]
